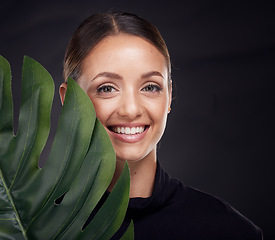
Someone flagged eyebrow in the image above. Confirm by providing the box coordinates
[91,71,164,81]
[91,72,122,81]
[141,71,164,79]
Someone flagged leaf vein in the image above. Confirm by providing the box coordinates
[0,218,17,221]
[53,151,100,240]
[26,83,77,232]
[0,168,27,239]
[8,71,35,192]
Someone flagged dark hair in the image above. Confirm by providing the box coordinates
[64,12,172,90]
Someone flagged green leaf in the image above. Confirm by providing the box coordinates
[0,56,134,239]
[120,221,134,240]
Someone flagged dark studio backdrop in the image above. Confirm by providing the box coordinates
[1,0,274,239]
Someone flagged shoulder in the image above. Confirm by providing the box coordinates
[172,181,263,239]
[156,165,262,239]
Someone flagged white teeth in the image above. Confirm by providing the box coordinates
[112,126,145,135]
[125,127,130,134]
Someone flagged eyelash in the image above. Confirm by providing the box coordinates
[96,83,162,94]
[141,84,162,92]
[97,84,117,93]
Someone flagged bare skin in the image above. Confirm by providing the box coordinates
[60,34,171,198]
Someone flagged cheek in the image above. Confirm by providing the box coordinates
[90,99,113,125]
[149,97,169,128]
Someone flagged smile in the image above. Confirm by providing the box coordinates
[107,125,149,143]
[111,126,146,135]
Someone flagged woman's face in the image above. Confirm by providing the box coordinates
[77,34,171,163]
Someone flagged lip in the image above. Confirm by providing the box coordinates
[107,124,149,143]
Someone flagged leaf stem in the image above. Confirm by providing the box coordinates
[0,169,28,239]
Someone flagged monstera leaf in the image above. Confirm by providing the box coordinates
[0,56,134,239]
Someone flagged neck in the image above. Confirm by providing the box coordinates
[107,150,157,198]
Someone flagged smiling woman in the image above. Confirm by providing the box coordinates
[59,12,262,239]
[77,34,170,168]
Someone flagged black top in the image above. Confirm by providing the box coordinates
[111,161,263,240]
[86,161,263,239]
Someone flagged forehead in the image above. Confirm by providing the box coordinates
[81,34,167,75]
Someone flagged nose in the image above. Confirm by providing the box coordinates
[117,90,143,120]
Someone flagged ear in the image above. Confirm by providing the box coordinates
[59,83,67,105]
[169,89,172,108]
[168,80,172,113]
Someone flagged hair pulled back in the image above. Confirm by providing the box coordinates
[64,12,171,90]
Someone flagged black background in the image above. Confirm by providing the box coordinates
[1,0,274,239]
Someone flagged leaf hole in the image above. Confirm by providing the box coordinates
[81,192,109,231]
[54,192,66,205]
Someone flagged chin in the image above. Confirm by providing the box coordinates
[115,147,155,163]
[116,154,144,163]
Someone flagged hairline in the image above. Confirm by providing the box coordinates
[71,33,171,87]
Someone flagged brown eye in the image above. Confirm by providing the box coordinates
[141,84,162,92]
[97,85,116,93]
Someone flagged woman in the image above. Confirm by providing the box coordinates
[59,12,262,239]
